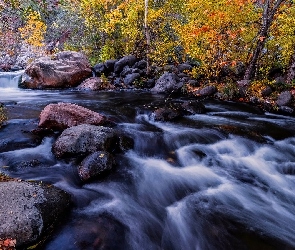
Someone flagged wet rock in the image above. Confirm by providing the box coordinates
[199,85,217,96]
[276,91,292,106]
[113,77,123,87]
[274,76,285,85]
[151,72,183,94]
[187,79,199,87]
[52,124,119,158]
[163,64,177,73]
[152,107,183,122]
[124,73,141,86]
[134,60,147,70]
[78,151,115,181]
[39,102,107,130]
[0,119,41,153]
[279,106,294,114]
[77,77,114,91]
[177,63,192,72]
[0,181,71,248]
[72,214,127,250]
[105,59,117,72]
[178,72,189,78]
[261,86,272,97]
[93,63,106,76]
[114,55,137,75]
[181,101,206,115]
[143,78,156,88]
[20,51,92,89]
[117,133,134,152]
[120,66,132,78]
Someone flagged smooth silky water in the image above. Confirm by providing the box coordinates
[0,72,295,249]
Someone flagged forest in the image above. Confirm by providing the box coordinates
[2,1,295,249]
[1,0,295,104]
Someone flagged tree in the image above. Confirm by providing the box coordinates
[19,10,47,48]
[175,0,260,80]
[144,0,151,73]
[243,0,287,81]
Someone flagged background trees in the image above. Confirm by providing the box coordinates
[1,0,295,87]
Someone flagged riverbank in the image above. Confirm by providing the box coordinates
[6,51,291,118]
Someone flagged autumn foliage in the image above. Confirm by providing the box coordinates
[1,0,295,86]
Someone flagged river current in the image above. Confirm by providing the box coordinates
[0,72,295,249]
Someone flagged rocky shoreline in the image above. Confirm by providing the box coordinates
[14,51,295,116]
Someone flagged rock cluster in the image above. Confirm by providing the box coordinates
[40,103,132,181]
[0,102,133,249]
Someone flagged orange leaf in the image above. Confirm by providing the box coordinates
[259,36,265,41]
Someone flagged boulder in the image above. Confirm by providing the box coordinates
[276,91,292,106]
[114,55,137,74]
[134,60,147,70]
[152,107,183,122]
[77,77,114,91]
[52,124,119,158]
[39,102,107,130]
[20,51,92,89]
[181,101,206,115]
[151,72,183,94]
[93,63,106,76]
[105,59,117,72]
[124,73,141,86]
[199,85,217,96]
[177,63,192,72]
[261,86,273,97]
[78,151,115,181]
[0,181,70,248]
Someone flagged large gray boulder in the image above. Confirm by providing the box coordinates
[0,181,71,248]
[151,72,183,93]
[52,124,119,158]
[20,51,92,89]
[39,102,107,130]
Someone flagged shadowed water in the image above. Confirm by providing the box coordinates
[0,72,295,249]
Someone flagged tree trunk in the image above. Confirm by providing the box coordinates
[243,0,286,81]
[144,0,151,75]
[286,49,295,84]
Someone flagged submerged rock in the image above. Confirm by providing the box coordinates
[39,102,107,130]
[152,107,183,122]
[0,181,71,248]
[181,101,206,115]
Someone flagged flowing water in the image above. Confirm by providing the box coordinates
[1,72,295,249]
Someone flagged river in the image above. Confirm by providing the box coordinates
[0,72,295,249]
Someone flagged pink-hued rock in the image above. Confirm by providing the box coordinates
[20,51,92,89]
[39,102,107,130]
[77,77,114,91]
